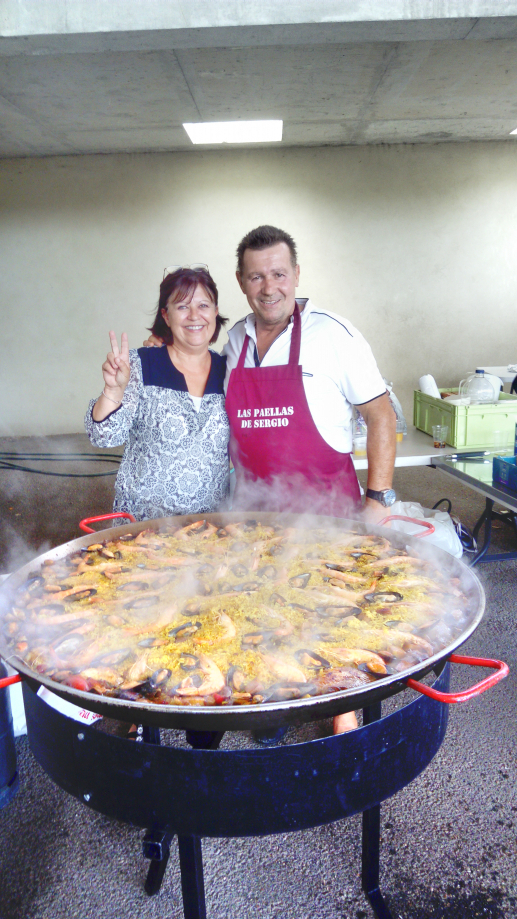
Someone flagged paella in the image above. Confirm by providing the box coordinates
[1,518,471,708]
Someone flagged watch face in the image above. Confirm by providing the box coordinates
[382,489,397,507]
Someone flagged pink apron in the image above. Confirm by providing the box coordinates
[225,305,361,515]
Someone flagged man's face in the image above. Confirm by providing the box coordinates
[236,242,300,329]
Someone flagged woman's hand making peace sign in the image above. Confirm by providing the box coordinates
[92,331,130,422]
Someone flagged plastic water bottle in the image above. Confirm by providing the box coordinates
[459,369,497,404]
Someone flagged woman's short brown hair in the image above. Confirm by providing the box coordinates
[149,267,228,345]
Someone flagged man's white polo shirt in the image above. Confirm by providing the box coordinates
[222,298,386,454]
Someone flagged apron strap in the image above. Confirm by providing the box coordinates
[288,304,301,367]
[236,333,251,370]
[236,303,302,371]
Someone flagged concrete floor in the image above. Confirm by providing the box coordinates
[0,436,516,919]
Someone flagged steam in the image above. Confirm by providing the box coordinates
[230,469,358,518]
[1,525,51,576]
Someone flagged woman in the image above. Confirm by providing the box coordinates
[85,267,230,521]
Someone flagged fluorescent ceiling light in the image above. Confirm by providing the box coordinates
[510,128,517,135]
[183,120,283,144]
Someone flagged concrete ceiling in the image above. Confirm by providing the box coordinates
[2,1,517,157]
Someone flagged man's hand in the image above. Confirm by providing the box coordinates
[361,497,391,525]
[143,333,164,348]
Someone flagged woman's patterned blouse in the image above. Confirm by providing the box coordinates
[85,347,230,522]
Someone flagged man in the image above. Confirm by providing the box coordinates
[224,225,396,522]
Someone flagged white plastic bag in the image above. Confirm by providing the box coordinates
[385,501,463,558]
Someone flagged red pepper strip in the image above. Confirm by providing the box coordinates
[0,674,23,689]
[378,516,435,538]
[407,654,509,703]
[79,512,136,534]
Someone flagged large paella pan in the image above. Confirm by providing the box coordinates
[0,512,499,730]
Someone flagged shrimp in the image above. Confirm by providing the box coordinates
[176,655,225,697]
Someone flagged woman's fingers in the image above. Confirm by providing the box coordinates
[102,357,118,378]
[109,330,119,358]
[116,359,131,385]
[120,332,129,363]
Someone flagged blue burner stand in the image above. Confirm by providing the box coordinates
[22,662,450,919]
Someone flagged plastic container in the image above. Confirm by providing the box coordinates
[353,411,367,456]
[493,455,517,492]
[413,388,517,449]
[458,369,497,404]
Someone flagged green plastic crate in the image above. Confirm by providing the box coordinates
[413,389,517,449]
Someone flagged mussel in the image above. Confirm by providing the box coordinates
[180,653,200,672]
[226,664,246,691]
[93,648,133,665]
[37,603,66,616]
[363,591,403,604]
[116,581,149,591]
[289,573,311,589]
[257,565,276,579]
[231,563,249,579]
[243,520,258,531]
[68,587,97,601]
[138,668,172,695]
[197,563,214,576]
[52,634,86,657]
[263,681,319,702]
[357,662,398,677]
[169,621,202,641]
[241,630,274,647]
[137,637,167,648]
[181,600,204,616]
[294,649,331,670]
[123,594,159,610]
[16,575,45,595]
[269,592,287,606]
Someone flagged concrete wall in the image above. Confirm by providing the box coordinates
[1,141,517,435]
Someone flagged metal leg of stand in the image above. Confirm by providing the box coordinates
[143,725,161,745]
[361,701,394,919]
[471,499,493,566]
[143,830,174,896]
[185,729,225,750]
[141,725,169,895]
[178,836,207,919]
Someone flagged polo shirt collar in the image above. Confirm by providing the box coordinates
[242,298,311,342]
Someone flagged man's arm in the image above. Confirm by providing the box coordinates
[357,393,396,522]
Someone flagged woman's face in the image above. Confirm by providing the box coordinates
[162,283,218,352]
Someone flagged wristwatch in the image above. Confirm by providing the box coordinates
[365,488,397,507]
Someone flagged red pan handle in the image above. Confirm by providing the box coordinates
[79,512,136,534]
[0,674,23,689]
[407,654,509,703]
[379,515,435,538]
